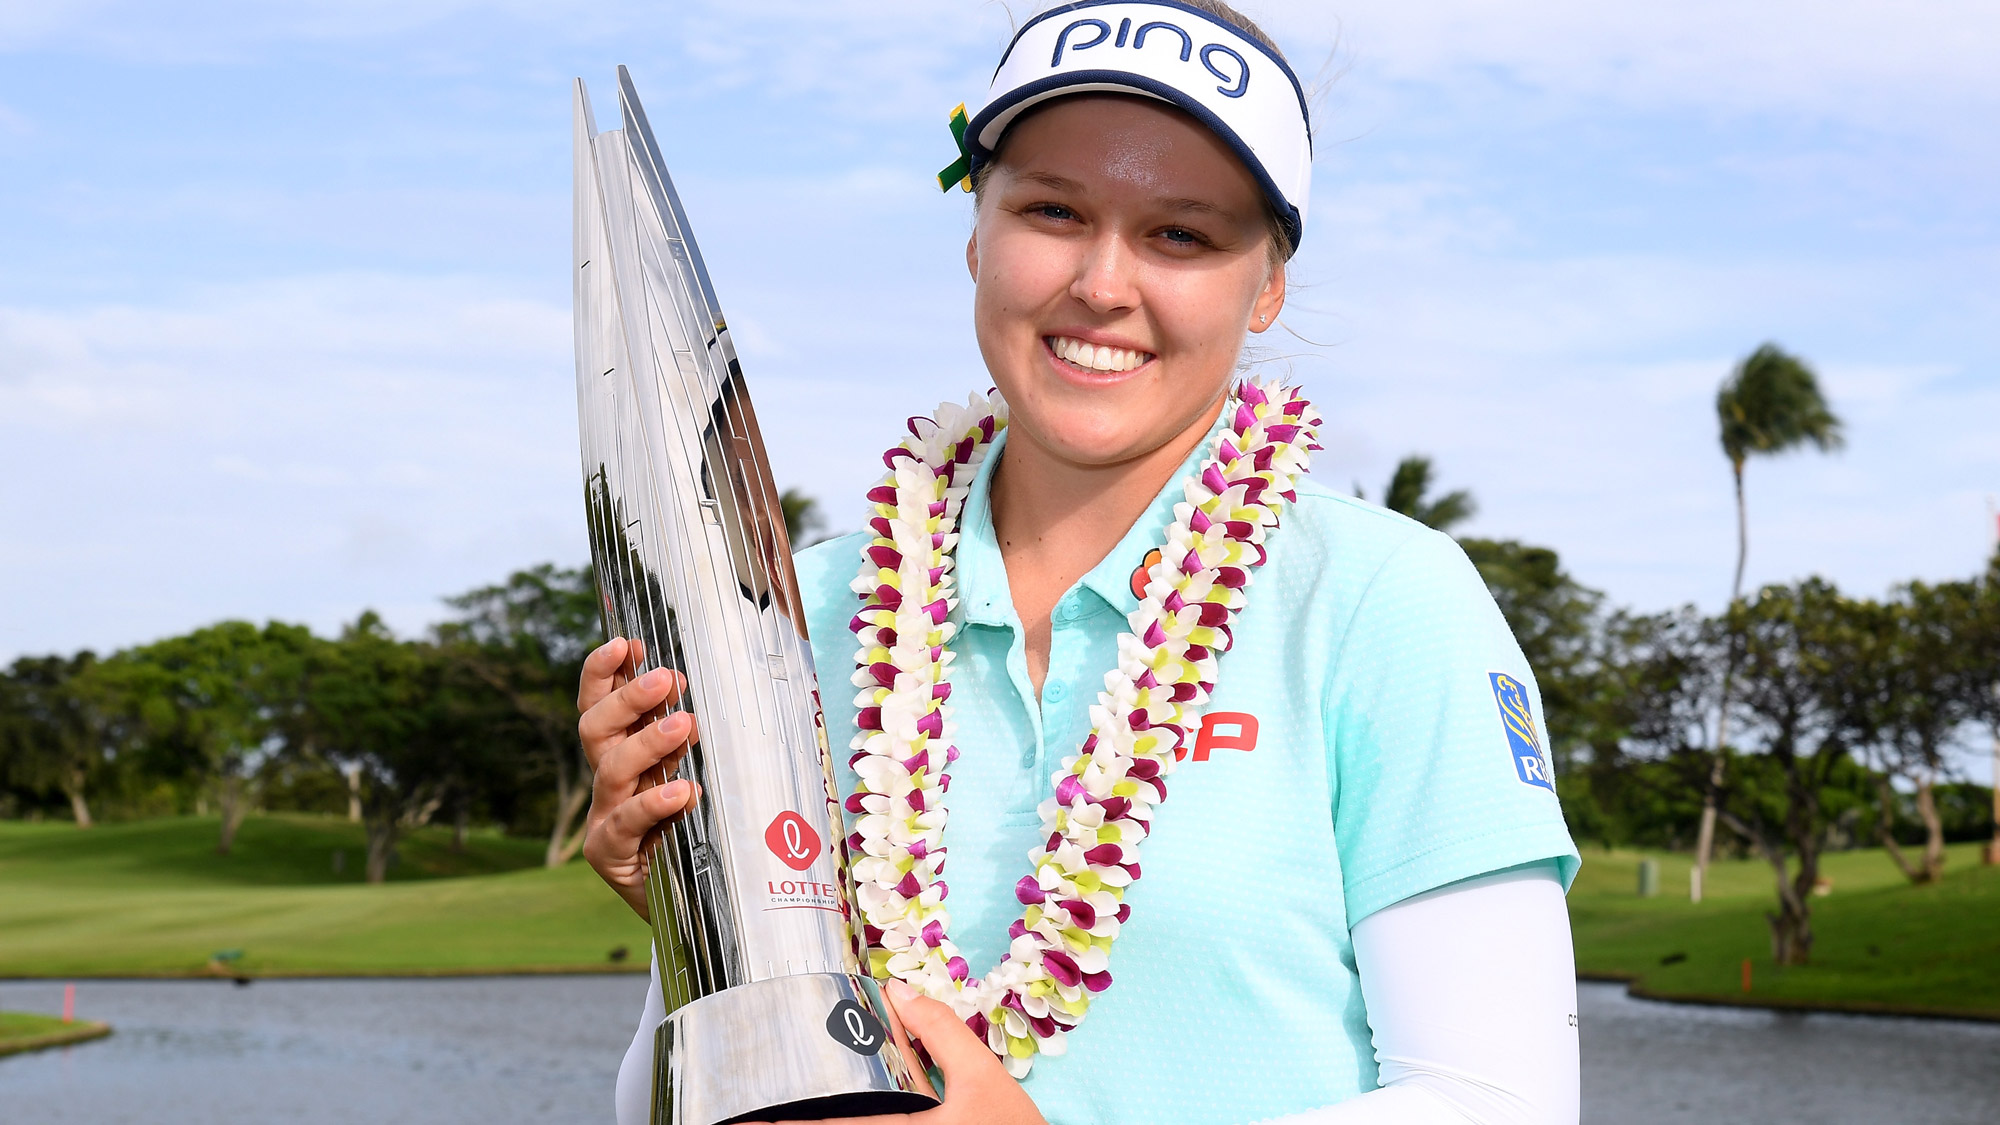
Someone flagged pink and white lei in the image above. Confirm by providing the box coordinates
[844,379,1322,1076]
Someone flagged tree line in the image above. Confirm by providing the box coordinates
[1372,464,1998,966]
[0,565,603,883]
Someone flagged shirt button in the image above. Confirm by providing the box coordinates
[1045,681,1068,702]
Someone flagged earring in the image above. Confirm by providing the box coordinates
[1259,314,1269,323]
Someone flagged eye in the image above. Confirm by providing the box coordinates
[1158,225,1221,251]
[1028,203,1077,222]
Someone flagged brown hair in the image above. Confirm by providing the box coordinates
[973,0,1298,263]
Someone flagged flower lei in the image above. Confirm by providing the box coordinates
[843,379,1321,1076]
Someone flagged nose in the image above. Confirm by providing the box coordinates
[1068,230,1138,315]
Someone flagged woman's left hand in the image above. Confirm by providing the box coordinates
[747,980,1048,1125]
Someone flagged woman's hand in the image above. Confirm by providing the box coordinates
[577,637,702,920]
[749,981,1047,1125]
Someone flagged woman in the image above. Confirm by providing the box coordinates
[580,3,1582,1122]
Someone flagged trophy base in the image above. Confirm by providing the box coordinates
[652,971,940,1125]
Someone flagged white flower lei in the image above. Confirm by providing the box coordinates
[844,379,1321,1076]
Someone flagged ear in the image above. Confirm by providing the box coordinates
[1248,262,1287,334]
[965,229,979,282]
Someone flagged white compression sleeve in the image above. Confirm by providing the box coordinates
[1256,863,1579,1125]
[615,954,666,1125]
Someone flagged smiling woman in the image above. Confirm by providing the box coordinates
[577,3,1583,1125]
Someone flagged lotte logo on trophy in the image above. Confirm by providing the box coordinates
[570,67,935,1125]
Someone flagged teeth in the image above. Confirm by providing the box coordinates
[1049,336,1150,373]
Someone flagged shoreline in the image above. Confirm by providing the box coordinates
[12,968,1999,1027]
[1578,971,2000,1026]
[0,1019,112,1057]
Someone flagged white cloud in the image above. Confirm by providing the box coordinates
[3,0,1995,665]
[1276,227,2000,610]
[1258,0,2000,131]
[0,275,579,659]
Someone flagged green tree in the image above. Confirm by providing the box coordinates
[437,564,603,867]
[1460,540,1601,700]
[1974,556,2000,863]
[1460,538,1607,793]
[307,614,490,883]
[122,621,318,854]
[1359,455,1477,533]
[1714,579,1871,964]
[1694,343,1845,899]
[1576,607,1725,851]
[781,488,826,545]
[0,653,123,827]
[1864,581,1986,882]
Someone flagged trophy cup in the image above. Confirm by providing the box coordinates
[571,67,937,1125]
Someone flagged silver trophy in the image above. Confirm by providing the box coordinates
[571,67,936,1125]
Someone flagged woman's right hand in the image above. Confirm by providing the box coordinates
[577,637,703,920]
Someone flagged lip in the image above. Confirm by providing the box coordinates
[1041,330,1157,386]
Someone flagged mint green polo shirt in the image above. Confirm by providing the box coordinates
[795,421,1580,1125]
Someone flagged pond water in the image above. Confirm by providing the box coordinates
[3,977,1996,1123]
[1576,981,2000,1125]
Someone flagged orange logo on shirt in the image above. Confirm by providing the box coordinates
[1177,712,1259,762]
[1130,548,1164,600]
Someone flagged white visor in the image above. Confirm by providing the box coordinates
[966,0,1312,252]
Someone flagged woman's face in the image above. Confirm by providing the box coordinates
[968,94,1286,472]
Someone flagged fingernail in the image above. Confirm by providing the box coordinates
[642,668,669,690]
[885,980,915,1003]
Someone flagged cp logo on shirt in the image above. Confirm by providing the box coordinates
[1175,712,1259,762]
[1488,672,1554,790]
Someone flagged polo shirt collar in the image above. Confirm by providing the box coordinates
[953,411,1229,628]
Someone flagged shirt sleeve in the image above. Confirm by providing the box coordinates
[614,955,665,1125]
[1252,864,1581,1125]
[1323,526,1580,924]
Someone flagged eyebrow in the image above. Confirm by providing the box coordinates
[1156,196,1234,219]
[1015,170,1085,192]
[1011,172,1242,220]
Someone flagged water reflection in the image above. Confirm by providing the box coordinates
[0,976,643,1124]
[1579,980,2000,1125]
[3,977,1996,1123]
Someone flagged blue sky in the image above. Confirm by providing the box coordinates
[4,0,1997,668]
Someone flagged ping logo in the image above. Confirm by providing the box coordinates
[1050,16,1252,98]
[1177,711,1259,762]
[1489,672,1553,790]
[764,810,822,872]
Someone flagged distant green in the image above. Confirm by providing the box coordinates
[0,815,648,977]
[0,1011,111,1055]
[1570,842,2000,1016]
[6,815,1998,1019]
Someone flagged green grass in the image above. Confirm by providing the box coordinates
[9,815,1998,1015]
[0,1011,112,1055]
[1569,841,2000,1017]
[0,815,649,977]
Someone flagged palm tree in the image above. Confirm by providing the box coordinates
[1360,455,1478,533]
[1716,345,1844,601]
[1690,343,1843,900]
[781,488,824,545]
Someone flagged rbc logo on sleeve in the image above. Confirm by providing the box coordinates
[1488,672,1554,791]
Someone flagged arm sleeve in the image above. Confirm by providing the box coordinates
[1325,527,1580,923]
[1254,864,1580,1125]
[615,955,666,1125]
